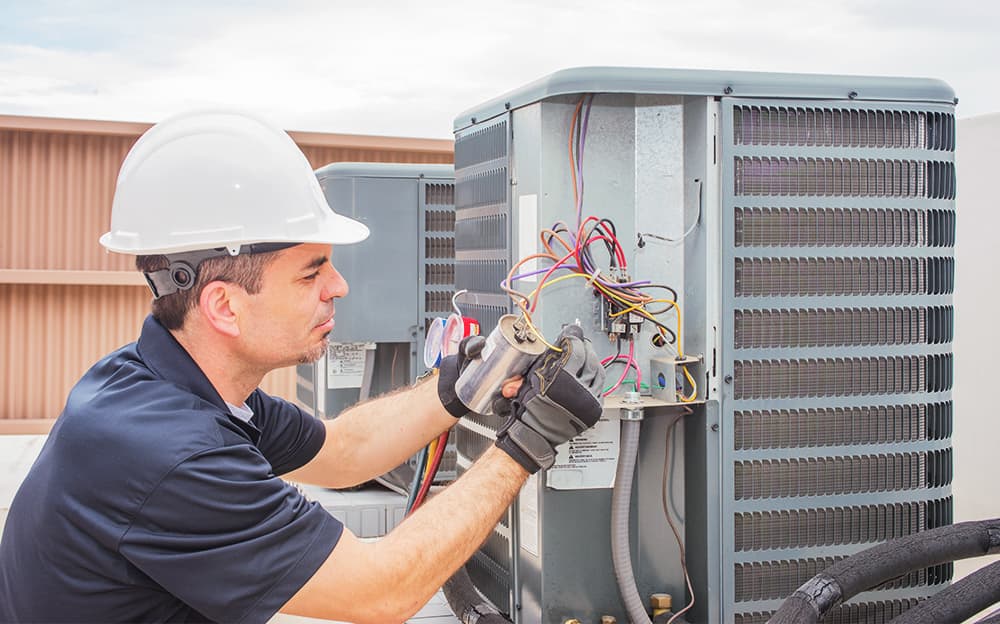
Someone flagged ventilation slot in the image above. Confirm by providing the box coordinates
[735,207,924,247]
[424,291,454,314]
[735,599,922,624]
[424,183,455,206]
[926,448,953,487]
[424,264,454,286]
[455,260,508,295]
[734,257,942,297]
[925,353,953,392]
[926,496,954,529]
[455,425,494,459]
[926,209,956,247]
[733,106,955,151]
[455,120,508,170]
[424,237,455,259]
[425,209,456,232]
[925,306,954,344]
[735,557,927,602]
[734,453,926,499]
[734,356,926,399]
[926,161,957,199]
[734,404,927,449]
[734,307,927,348]
[455,214,507,251]
[926,111,956,151]
[734,157,933,197]
[926,401,953,441]
[926,257,955,295]
[455,167,507,211]
[735,500,937,551]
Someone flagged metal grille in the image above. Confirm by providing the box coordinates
[734,453,928,499]
[455,260,508,295]
[467,549,511,615]
[455,214,508,251]
[734,356,932,399]
[734,404,930,449]
[454,120,507,170]
[734,307,938,348]
[425,264,455,285]
[734,498,953,551]
[735,257,955,297]
[425,209,456,232]
[734,157,955,199]
[735,556,930,602]
[734,598,923,624]
[733,106,954,150]
[425,183,455,206]
[425,291,454,314]
[424,236,455,259]
[735,207,925,247]
[926,401,953,440]
[455,167,508,209]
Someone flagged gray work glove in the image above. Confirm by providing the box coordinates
[494,325,605,473]
[437,335,487,418]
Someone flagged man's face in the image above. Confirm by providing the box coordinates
[236,243,348,370]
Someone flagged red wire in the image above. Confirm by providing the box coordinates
[529,247,578,313]
[410,430,449,513]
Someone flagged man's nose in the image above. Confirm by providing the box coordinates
[322,265,349,300]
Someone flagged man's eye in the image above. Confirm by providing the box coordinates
[304,272,320,281]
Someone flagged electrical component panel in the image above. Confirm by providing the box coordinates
[294,162,458,492]
[451,68,955,623]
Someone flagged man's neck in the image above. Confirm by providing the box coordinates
[170,326,264,406]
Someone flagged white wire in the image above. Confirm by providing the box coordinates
[451,289,467,316]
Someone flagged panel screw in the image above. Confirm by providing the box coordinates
[505,101,512,110]
[724,374,733,384]
[471,116,477,123]
[711,423,720,432]
[848,90,858,99]
[723,86,734,95]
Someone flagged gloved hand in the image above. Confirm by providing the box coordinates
[494,325,605,473]
[437,335,487,418]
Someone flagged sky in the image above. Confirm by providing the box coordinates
[0,0,997,138]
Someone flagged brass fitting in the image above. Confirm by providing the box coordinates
[651,592,673,617]
[601,617,618,624]
[564,620,582,624]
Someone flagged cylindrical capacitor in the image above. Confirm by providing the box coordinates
[455,314,548,415]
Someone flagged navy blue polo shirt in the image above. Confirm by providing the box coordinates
[0,316,343,623]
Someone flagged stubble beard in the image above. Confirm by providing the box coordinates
[298,332,331,365]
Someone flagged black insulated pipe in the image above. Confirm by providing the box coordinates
[890,559,1000,623]
[442,565,512,624]
[768,518,1000,624]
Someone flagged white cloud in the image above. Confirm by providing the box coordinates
[0,0,996,137]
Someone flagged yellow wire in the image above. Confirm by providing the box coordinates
[678,365,698,402]
[423,438,438,481]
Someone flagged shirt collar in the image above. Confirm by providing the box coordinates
[136,315,230,414]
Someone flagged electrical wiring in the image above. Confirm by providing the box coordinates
[404,445,428,514]
[663,416,695,624]
[602,339,639,396]
[410,430,449,513]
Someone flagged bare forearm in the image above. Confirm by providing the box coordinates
[374,446,528,613]
[288,375,456,487]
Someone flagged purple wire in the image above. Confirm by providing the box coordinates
[576,95,594,228]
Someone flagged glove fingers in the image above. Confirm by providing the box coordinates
[560,336,589,378]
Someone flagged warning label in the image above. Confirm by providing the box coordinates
[546,413,620,490]
[326,342,375,389]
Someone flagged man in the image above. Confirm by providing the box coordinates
[0,111,605,624]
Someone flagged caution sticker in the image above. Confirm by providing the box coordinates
[326,342,376,389]
[545,413,620,490]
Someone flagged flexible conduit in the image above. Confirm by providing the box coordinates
[612,418,652,624]
[768,518,1000,624]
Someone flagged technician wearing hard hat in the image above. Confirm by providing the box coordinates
[0,111,606,624]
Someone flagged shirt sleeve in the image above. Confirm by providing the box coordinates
[247,389,326,475]
[119,444,343,624]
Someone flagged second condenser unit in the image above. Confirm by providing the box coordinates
[450,68,956,623]
[295,162,458,492]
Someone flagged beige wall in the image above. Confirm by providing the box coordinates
[0,115,452,430]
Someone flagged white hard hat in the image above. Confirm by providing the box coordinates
[100,110,369,255]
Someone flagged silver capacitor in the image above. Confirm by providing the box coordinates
[454,314,548,415]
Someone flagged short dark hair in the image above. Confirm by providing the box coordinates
[135,251,281,330]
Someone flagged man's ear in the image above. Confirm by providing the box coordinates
[198,280,241,338]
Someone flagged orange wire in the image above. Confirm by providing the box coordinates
[568,98,584,208]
